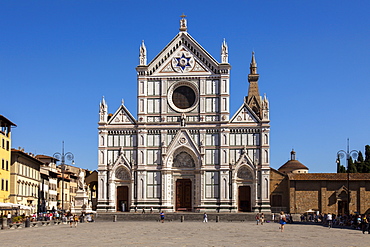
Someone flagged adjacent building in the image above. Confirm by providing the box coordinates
[10,149,43,213]
[36,154,59,212]
[97,16,271,213]
[270,151,370,215]
[0,115,16,203]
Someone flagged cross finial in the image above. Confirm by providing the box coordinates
[179,13,187,31]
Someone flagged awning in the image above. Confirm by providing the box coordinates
[0,203,31,210]
[0,202,13,209]
[12,204,32,210]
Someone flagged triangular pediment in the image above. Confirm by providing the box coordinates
[235,151,256,171]
[148,32,219,76]
[167,129,200,155]
[108,104,136,125]
[165,129,201,167]
[230,103,260,123]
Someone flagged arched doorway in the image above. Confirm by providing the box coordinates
[117,186,129,212]
[238,186,251,212]
[114,166,131,212]
[236,166,253,212]
[172,151,195,211]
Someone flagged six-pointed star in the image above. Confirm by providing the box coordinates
[176,54,191,70]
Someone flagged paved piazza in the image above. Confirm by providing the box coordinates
[0,221,368,246]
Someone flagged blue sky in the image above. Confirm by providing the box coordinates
[1,1,369,172]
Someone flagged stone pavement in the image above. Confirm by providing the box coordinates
[0,221,369,246]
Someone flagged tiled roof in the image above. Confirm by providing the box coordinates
[288,173,370,180]
[279,160,308,171]
[0,115,17,126]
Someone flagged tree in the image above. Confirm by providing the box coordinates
[365,145,370,173]
[339,165,346,173]
[337,159,346,173]
[355,151,364,173]
[347,157,357,173]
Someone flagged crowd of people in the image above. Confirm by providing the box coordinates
[1,211,94,225]
[300,212,370,233]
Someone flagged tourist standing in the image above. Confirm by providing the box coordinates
[160,211,165,223]
[327,213,332,228]
[279,211,287,232]
[7,212,12,225]
[203,212,208,223]
[255,213,260,225]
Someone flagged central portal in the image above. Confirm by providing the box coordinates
[176,179,192,211]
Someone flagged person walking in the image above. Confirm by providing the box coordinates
[203,212,208,223]
[362,215,368,234]
[260,213,265,225]
[69,214,74,228]
[73,215,78,228]
[160,211,165,223]
[279,211,287,232]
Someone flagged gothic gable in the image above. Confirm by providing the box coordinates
[165,129,201,167]
[148,32,219,76]
[108,104,136,125]
[110,150,132,180]
[230,103,260,123]
[235,150,257,171]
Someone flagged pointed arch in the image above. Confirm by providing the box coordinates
[171,146,199,168]
[109,152,132,180]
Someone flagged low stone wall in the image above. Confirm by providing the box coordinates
[96,213,274,222]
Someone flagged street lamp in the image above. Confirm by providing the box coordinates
[53,141,74,213]
[336,138,358,216]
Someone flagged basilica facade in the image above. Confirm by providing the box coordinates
[97,16,271,213]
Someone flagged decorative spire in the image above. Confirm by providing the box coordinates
[250,51,257,74]
[101,96,106,106]
[246,51,261,118]
[221,38,228,63]
[291,149,296,160]
[121,98,124,105]
[139,40,147,66]
[99,96,108,123]
[179,13,187,32]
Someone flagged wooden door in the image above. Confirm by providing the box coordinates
[117,186,129,212]
[338,201,348,215]
[238,186,251,212]
[176,179,192,211]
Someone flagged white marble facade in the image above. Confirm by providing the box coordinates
[97,16,271,213]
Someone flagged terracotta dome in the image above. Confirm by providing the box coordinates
[278,150,309,174]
